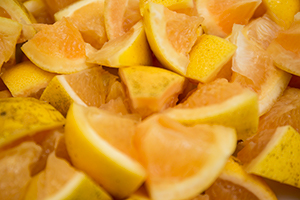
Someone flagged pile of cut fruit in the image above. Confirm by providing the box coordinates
[1,0,300,199]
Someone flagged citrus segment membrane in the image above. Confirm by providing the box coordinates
[134,115,236,200]
[229,23,291,116]
[143,2,202,75]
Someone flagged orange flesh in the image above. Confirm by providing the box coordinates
[177,78,243,108]
[105,0,141,39]
[66,67,118,107]
[42,153,76,197]
[275,33,300,55]
[123,0,141,32]
[69,1,107,49]
[30,18,85,59]
[205,178,259,200]
[45,0,78,13]
[258,87,300,133]
[88,110,140,160]
[209,0,258,34]
[135,116,216,181]
[166,8,201,55]
[237,129,274,164]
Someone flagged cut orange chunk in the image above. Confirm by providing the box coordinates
[54,0,107,49]
[229,23,291,116]
[40,67,121,116]
[104,0,142,40]
[25,153,113,200]
[186,34,237,83]
[23,0,54,24]
[261,0,300,29]
[21,18,91,74]
[0,17,22,70]
[87,20,153,68]
[65,103,146,198]
[238,125,300,189]
[196,0,261,37]
[267,17,300,76]
[0,97,65,148]
[134,115,236,200]
[119,66,186,118]
[0,0,36,43]
[143,2,202,75]
[164,78,259,141]
[0,142,42,200]
[1,61,55,98]
[205,157,277,200]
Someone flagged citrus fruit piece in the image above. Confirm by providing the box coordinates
[134,115,236,200]
[65,103,146,198]
[0,17,22,70]
[244,15,281,50]
[119,66,186,118]
[87,20,153,68]
[0,141,42,200]
[139,0,194,15]
[257,87,300,133]
[21,17,91,74]
[0,0,36,43]
[267,18,300,76]
[163,78,259,141]
[23,0,54,24]
[205,157,277,200]
[261,0,300,29]
[1,61,55,98]
[54,0,107,49]
[238,125,300,188]
[143,2,202,75]
[104,0,141,40]
[196,0,261,37]
[0,97,65,148]
[229,23,291,116]
[24,152,113,200]
[186,34,237,83]
[40,67,119,116]
[43,0,78,14]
